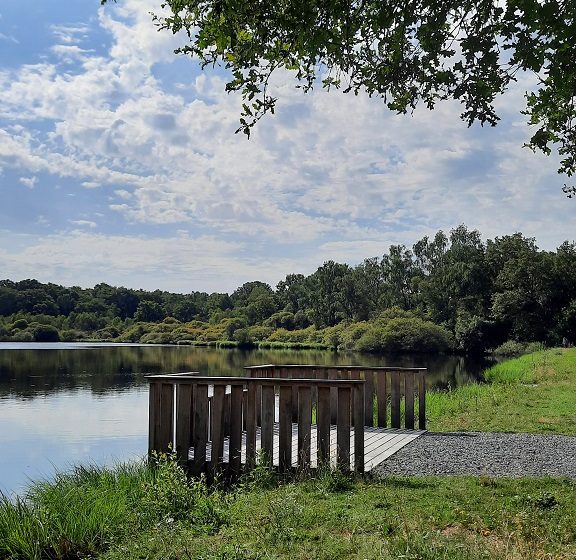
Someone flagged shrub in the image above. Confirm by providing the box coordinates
[11,329,34,342]
[356,317,452,353]
[11,319,28,330]
[492,340,528,356]
[32,325,60,342]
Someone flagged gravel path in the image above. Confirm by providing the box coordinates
[373,432,576,478]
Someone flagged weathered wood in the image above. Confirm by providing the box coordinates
[364,370,375,427]
[391,371,401,429]
[376,371,387,428]
[175,383,193,464]
[261,385,275,465]
[404,371,415,429]
[192,384,208,474]
[317,386,331,465]
[210,385,226,471]
[245,383,257,468]
[337,387,351,471]
[297,386,312,468]
[353,383,364,473]
[229,385,244,475]
[279,385,293,471]
[418,372,426,430]
[148,382,160,454]
[157,383,174,453]
[328,368,338,425]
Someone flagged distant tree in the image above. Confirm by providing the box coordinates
[134,301,165,322]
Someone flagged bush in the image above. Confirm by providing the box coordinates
[355,317,453,353]
[492,340,527,356]
[11,329,34,342]
[32,324,60,342]
[11,319,28,330]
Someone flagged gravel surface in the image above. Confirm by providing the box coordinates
[374,432,576,478]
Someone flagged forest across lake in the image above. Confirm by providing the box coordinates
[1,226,575,356]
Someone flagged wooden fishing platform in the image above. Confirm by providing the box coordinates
[147,364,427,477]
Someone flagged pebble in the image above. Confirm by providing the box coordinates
[373,432,576,478]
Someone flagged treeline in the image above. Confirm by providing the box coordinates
[1,225,575,354]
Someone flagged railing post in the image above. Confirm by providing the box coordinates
[317,385,331,466]
[229,384,244,476]
[404,371,415,429]
[261,384,275,465]
[337,386,351,471]
[297,385,312,469]
[353,383,364,473]
[418,372,426,430]
[192,383,209,475]
[149,382,174,455]
[210,384,226,473]
[279,384,293,471]
[391,371,401,428]
[245,383,257,468]
[175,383,193,464]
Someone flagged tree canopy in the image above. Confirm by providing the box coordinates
[102,0,575,188]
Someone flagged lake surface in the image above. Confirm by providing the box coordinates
[0,343,495,495]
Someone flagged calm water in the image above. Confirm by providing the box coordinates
[0,343,494,495]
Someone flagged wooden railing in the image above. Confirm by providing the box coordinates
[146,374,366,476]
[244,365,426,430]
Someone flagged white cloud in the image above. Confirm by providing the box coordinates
[0,0,572,292]
[19,175,37,188]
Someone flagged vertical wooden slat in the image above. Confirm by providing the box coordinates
[261,384,275,465]
[364,370,375,427]
[279,384,293,470]
[192,384,208,474]
[337,387,351,471]
[376,371,387,428]
[157,382,174,453]
[175,383,192,464]
[255,368,263,426]
[245,382,257,468]
[353,383,364,473]
[210,384,226,472]
[229,384,244,475]
[223,391,231,438]
[317,386,331,466]
[418,372,426,430]
[148,382,160,455]
[405,371,415,429]
[329,368,338,424]
[391,371,401,428]
[297,385,312,469]
[291,368,300,423]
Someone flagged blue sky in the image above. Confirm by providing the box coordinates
[0,0,573,293]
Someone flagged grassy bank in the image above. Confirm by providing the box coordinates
[2,459,575,560]
[427,348,576,434]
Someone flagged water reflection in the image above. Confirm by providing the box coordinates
[0,343,495,399]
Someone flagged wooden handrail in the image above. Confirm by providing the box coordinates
[243,364,426,430]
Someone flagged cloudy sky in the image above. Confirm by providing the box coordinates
[0,0,573,294]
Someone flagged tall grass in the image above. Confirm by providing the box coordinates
[0,454,225,560]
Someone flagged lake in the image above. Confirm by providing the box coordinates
[0,342,494,495]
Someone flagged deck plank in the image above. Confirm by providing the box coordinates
[191,425,425,472]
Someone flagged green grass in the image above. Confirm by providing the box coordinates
[0,454,226,560]
[98,472,576,560]
[426,348,576,434]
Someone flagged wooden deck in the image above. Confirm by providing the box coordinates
[189,424,425,472]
